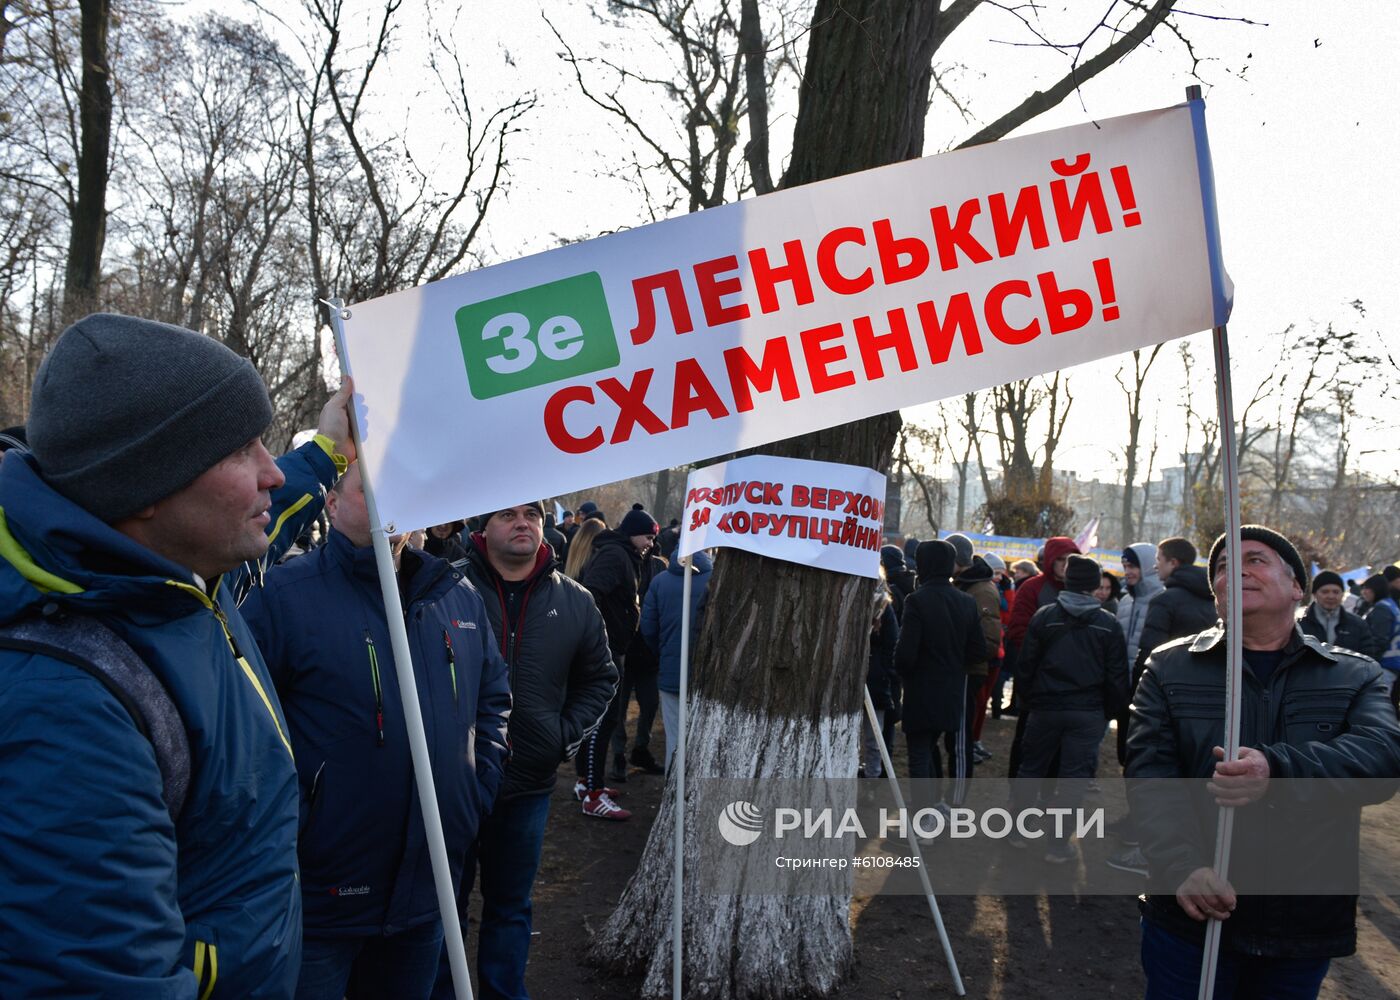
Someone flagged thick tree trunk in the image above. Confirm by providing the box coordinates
[595,4,940,996]
[61,0,112,325]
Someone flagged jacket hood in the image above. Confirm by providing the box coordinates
[955,554,994,587]
[1167,562,1213,599]
[1125,542,1163,597]
[593,528,641,563]
[667,550,713,576]
[1057,590,1104,619]
[1041,536,1081,580]
[0,452,209,625]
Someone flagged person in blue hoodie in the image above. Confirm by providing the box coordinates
[241,462,510,1000]
[0,314,352,999]
[640,548,712,770]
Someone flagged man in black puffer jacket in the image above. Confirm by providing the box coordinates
[1128,525,1400,998]
[434,503,616,1000]
[1011,555,1128,862]
[1134,536,1218,677]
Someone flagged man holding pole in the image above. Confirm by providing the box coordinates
[242,463,511,999]
[1127,525,1400,998]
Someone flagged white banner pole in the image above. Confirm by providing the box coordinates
[1197,318,1243,1000]
[326,299,475,1000]
[672,554,694,1000]
[864,687,964,995]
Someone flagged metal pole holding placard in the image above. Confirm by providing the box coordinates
[672,554,694,1000]
[1186,82,1244,1000]
[325,298,475,1000]
[863,688,965,995]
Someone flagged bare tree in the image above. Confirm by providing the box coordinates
[897,419,945,536]
[293,0,534,308]
[594,0,1213,994]
[1116,344,1163,541]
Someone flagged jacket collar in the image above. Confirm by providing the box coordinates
[1189,621,1340,663]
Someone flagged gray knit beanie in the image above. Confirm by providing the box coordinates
[946,532,975,568]
[27,313,273,522]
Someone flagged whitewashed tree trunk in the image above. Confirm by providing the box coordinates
[594,3,940,996]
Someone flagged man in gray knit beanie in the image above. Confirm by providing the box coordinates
[0,312,355,997]
[27,313,353,579]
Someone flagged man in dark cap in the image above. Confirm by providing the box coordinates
[1010,554,1128,863]
[1299,570,1380,660]
[1128,525,1400,996]
[0,313,354,997]
[894,539,986,813]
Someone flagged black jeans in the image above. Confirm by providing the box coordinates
[905,679,970,806]
[610,660,659,756]
[1012,708,1105,838]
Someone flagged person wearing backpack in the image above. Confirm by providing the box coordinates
[0,314,353,998]
[1010,555,1129,864]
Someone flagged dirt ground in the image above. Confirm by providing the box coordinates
[466,710,1400,999]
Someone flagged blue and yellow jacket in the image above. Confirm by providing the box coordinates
[241,529,510,935]
[0,441,337,999]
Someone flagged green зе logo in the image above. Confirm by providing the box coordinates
[456,272,619,400]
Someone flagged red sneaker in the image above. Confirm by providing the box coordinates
[581,790,631,821]
[573,781,622,801]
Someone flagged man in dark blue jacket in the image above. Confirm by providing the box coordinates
[640,548,713,769]
[242,463,510,1000]
[0,314,352,999]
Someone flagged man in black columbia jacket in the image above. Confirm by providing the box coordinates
[1127,525,1400,998]
[434,502,615,1000]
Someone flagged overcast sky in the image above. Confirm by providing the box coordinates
[239,0,1398,483]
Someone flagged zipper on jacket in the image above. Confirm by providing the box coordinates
[171,582,293,760]
[364,631,385,747]
[193,939,219,1000]
[442,629,459,707]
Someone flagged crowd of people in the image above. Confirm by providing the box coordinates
[874,529,1400,996]
[0,311,1397,1000]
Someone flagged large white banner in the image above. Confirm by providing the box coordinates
[677,455,886,578]
[340,101,1230,532]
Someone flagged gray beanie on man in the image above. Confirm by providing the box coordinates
[946,532,975,568]
[27,313,273,522]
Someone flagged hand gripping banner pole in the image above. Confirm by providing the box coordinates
[327,298,476,1000]
[1186,83,1243,1000]
[863,688,965,995]
[672,554,694,1000]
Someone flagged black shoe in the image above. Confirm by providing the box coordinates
[629,746,665,775]
[608,752,629,783]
